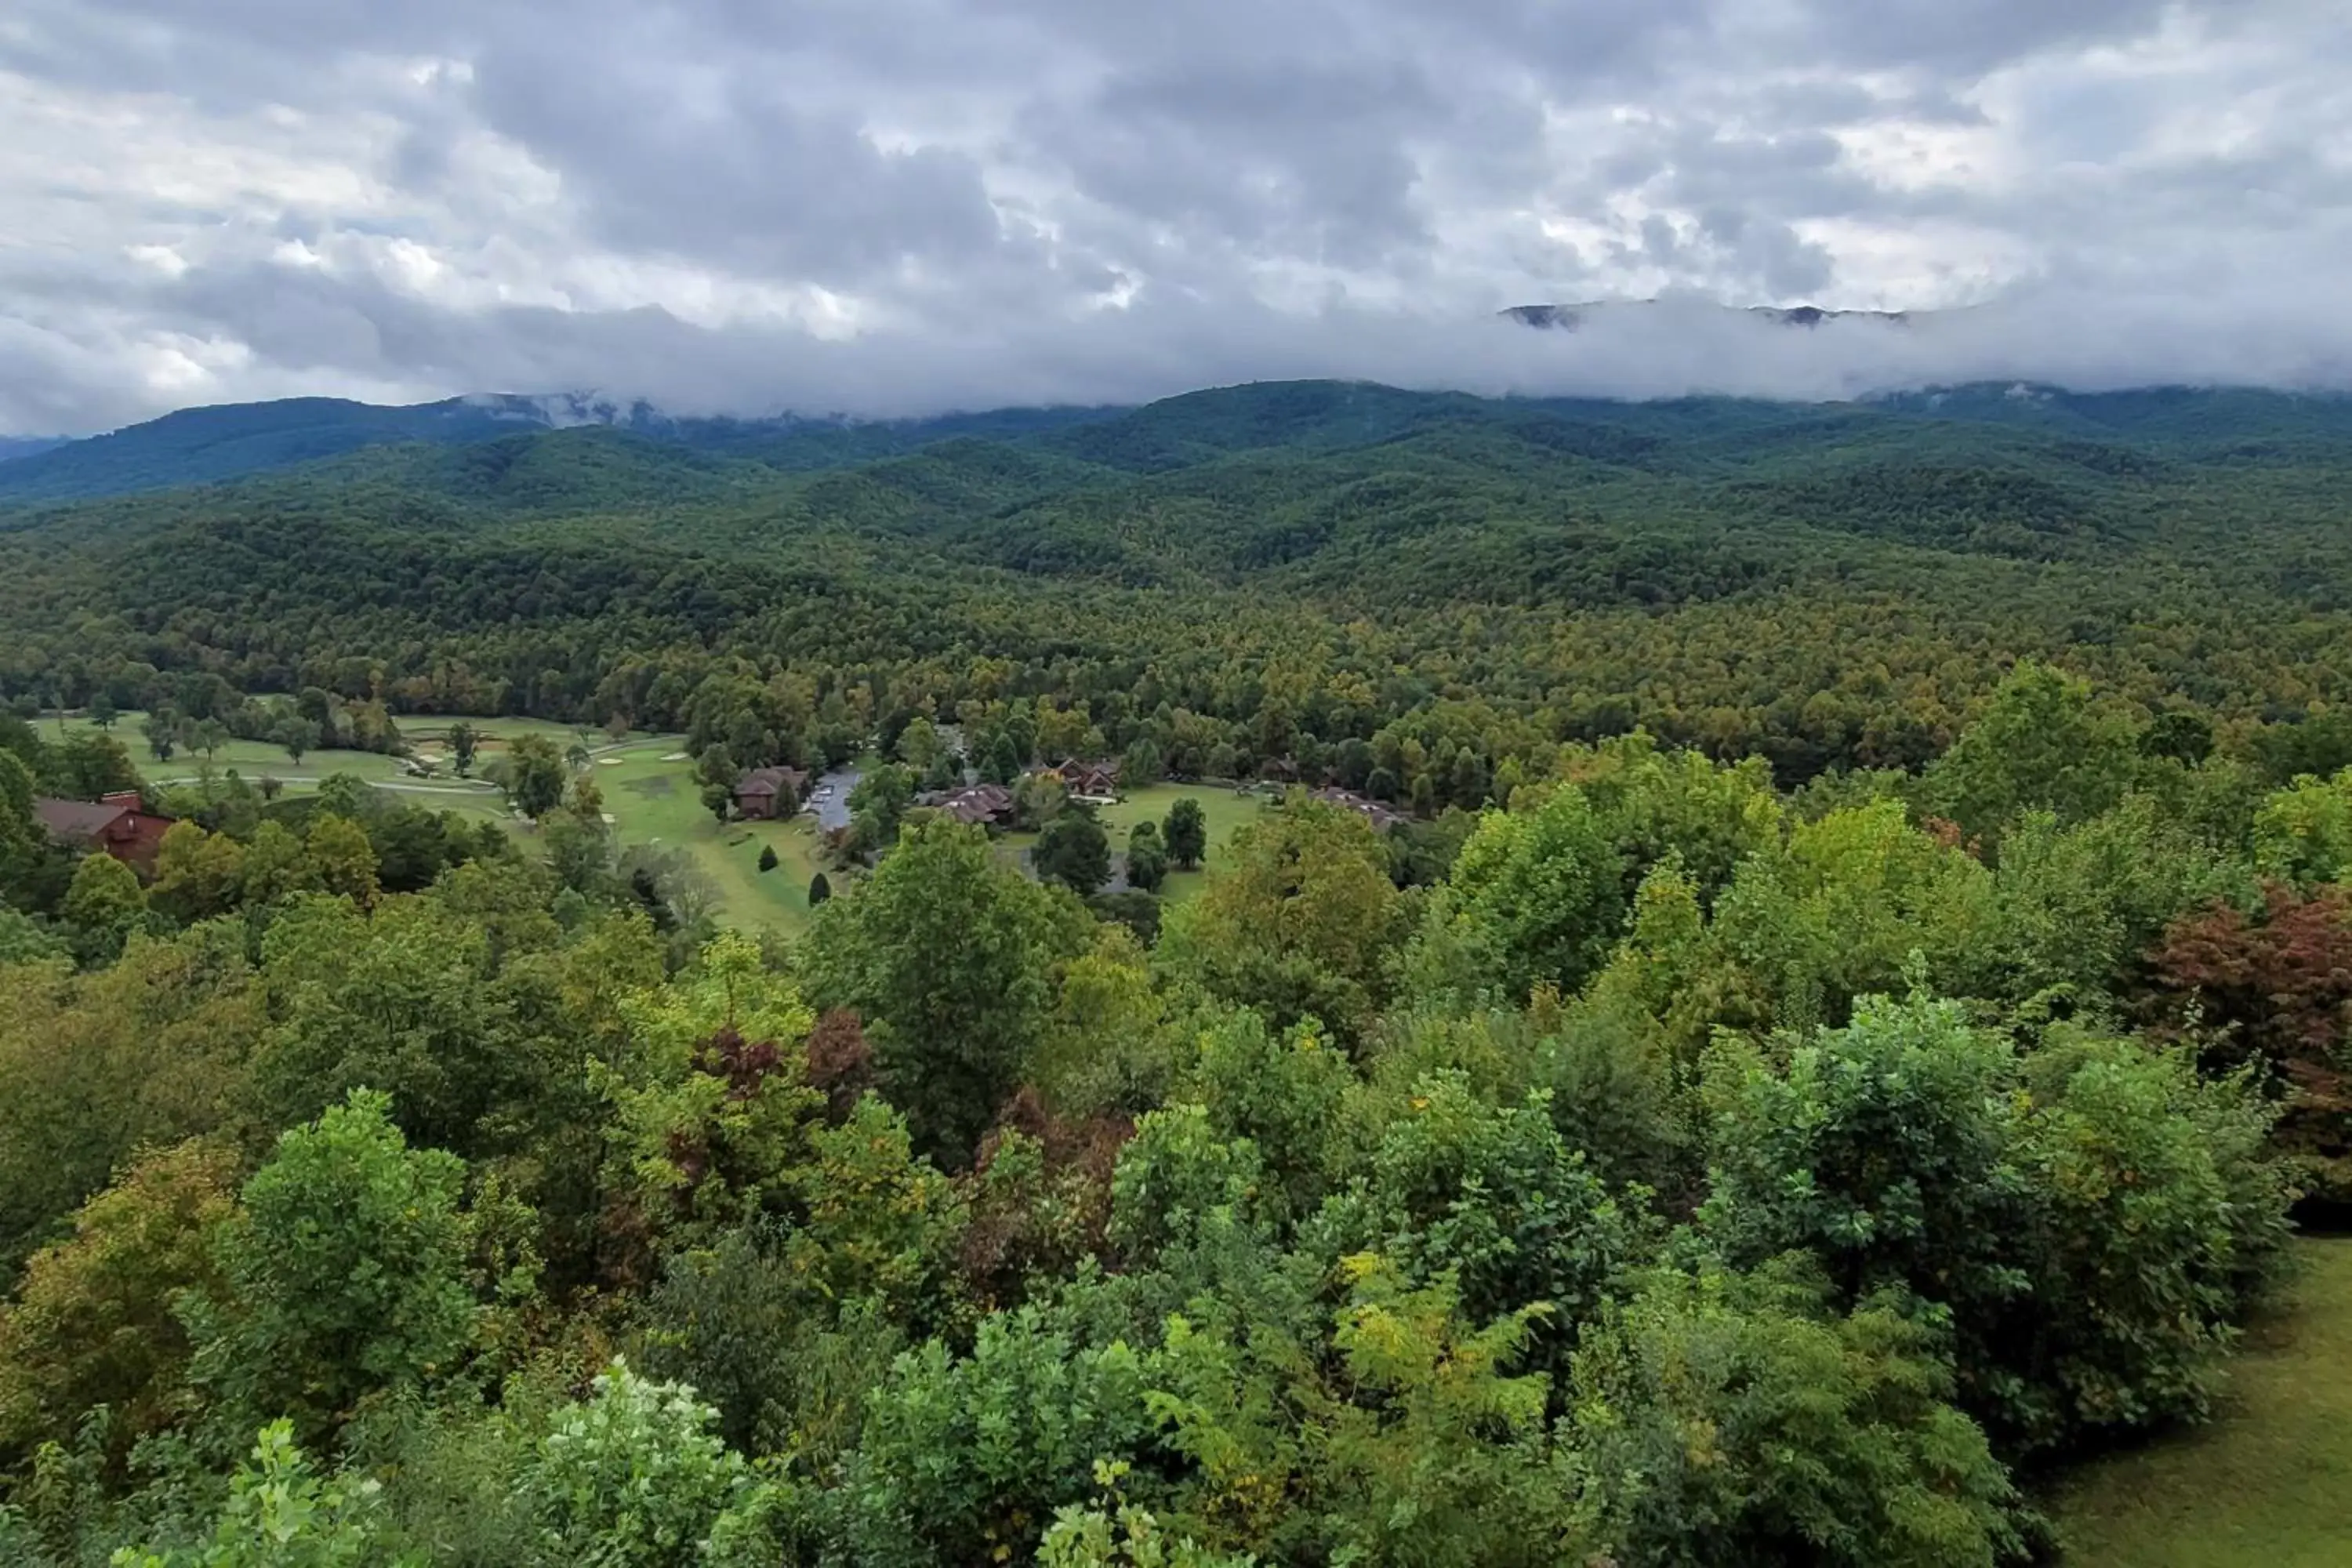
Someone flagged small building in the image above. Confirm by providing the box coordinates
[1309,786,1409,833]
[34,793,176,877]
[735,766,811,821]
[927,782,1015,827]
[1051,758,1122,804]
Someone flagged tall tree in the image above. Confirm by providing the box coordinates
[1160,800,1403,1036]
[1162,797,1208,869]
[184,1090,475,1443]
[803,819,1086,1163]
[1034,812,1111,896]
[275,715,321,766]
[447,720,480,778]
[504,733,569,820]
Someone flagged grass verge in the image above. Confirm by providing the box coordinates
[2049,1236,2352,1567]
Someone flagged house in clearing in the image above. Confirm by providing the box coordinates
[1047,758,1121,804]
[926,782,1016,827]
[1309,786,1409,833]
[34,792,176,877]
[734,766,810,820]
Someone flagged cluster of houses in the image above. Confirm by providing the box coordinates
[721,750,1414,838]
[916,757,1123,828]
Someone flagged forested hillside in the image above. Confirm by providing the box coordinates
[3,380,2352,1564]
[8,380,2352,786]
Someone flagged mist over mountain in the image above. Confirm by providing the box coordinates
[6,369,2351,510]
[0,437,67,464]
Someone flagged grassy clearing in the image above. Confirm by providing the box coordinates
[2049,1237,2352,1567]
[1092,782,1271,900]
[993,782,1274,899]
[56,710,426,789]
[592,744,831,935]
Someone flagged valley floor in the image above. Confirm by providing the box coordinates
[2050,1237,2352,1566]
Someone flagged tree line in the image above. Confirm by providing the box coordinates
[1,661,2346,1563]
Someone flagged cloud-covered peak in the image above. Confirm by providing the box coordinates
[2,0,2348,433]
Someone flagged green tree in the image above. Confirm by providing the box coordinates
[1162,799,1214,869]
[151,822,250,924]
[1926,662,2136,851]
[447,721,480,778]
[49,729,140,799]
[142,710,180,763]
[1401,783,1626,1004]
[757,843,779,873]
[1124,820,1169,893]
[808,872,832,907]
[696,742,739,824]
[61,851,147,962]
[0,928,258,1284]
[1310,1071,1631,1361]
[896,715,945,772]
[1700,993,2055,1443]
[0,1138,239,1465]
[503,734,568,820]
[305,814,379,907]
[2005,1030,2290,1450]
[2139,710,2215,766]
[2251,767,2352,885]
[981,731,1024,787]
[848,764,917,855]
[1160,801,1403,1036]
[1566,1260,2024,1568]
[112,1418,410,1568]
[0,909,67,965]
[1036,812,1112,895]
[275,716,322,767]
[88,695,118,731]
[1120,737,1163,787]
[1705,800,1999,1033]
[841,1308,1156,1567]
[241,821,318,905]
[0,748,36,862]
[185,1090,475,1442]
[517,1361,766,1566]
[804,818,1086,1163]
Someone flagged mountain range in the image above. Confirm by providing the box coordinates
[5,366,2351,512]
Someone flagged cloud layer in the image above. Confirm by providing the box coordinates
[2,0,2347,432]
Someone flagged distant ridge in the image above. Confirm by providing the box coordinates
[0,394,1120,505]
[0,435,67,464]
[1503,301,1912,329]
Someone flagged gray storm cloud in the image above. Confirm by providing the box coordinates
[0,0,2346,433]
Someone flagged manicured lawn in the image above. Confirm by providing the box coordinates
[2049,1237,2352,1567]
[54,710,432,790]
[396,713,625,760]
[1094,782,1270,899]
[996,782,1273,899]
[592,743,834,934]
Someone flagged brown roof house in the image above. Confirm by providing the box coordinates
[34,792,176,877]
[1310,786,1409,833]
[926,782,1015,827]
[734,766,810,821]
[1051,758,1121,804]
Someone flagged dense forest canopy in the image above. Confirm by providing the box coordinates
[2,379,2352,1563]
[9,380,2352,793]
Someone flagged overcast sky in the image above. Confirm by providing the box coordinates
[3,0,2348,433]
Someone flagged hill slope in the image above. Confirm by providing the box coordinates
[8,377,2352,782]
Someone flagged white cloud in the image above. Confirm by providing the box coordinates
[0,0,2347,433]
